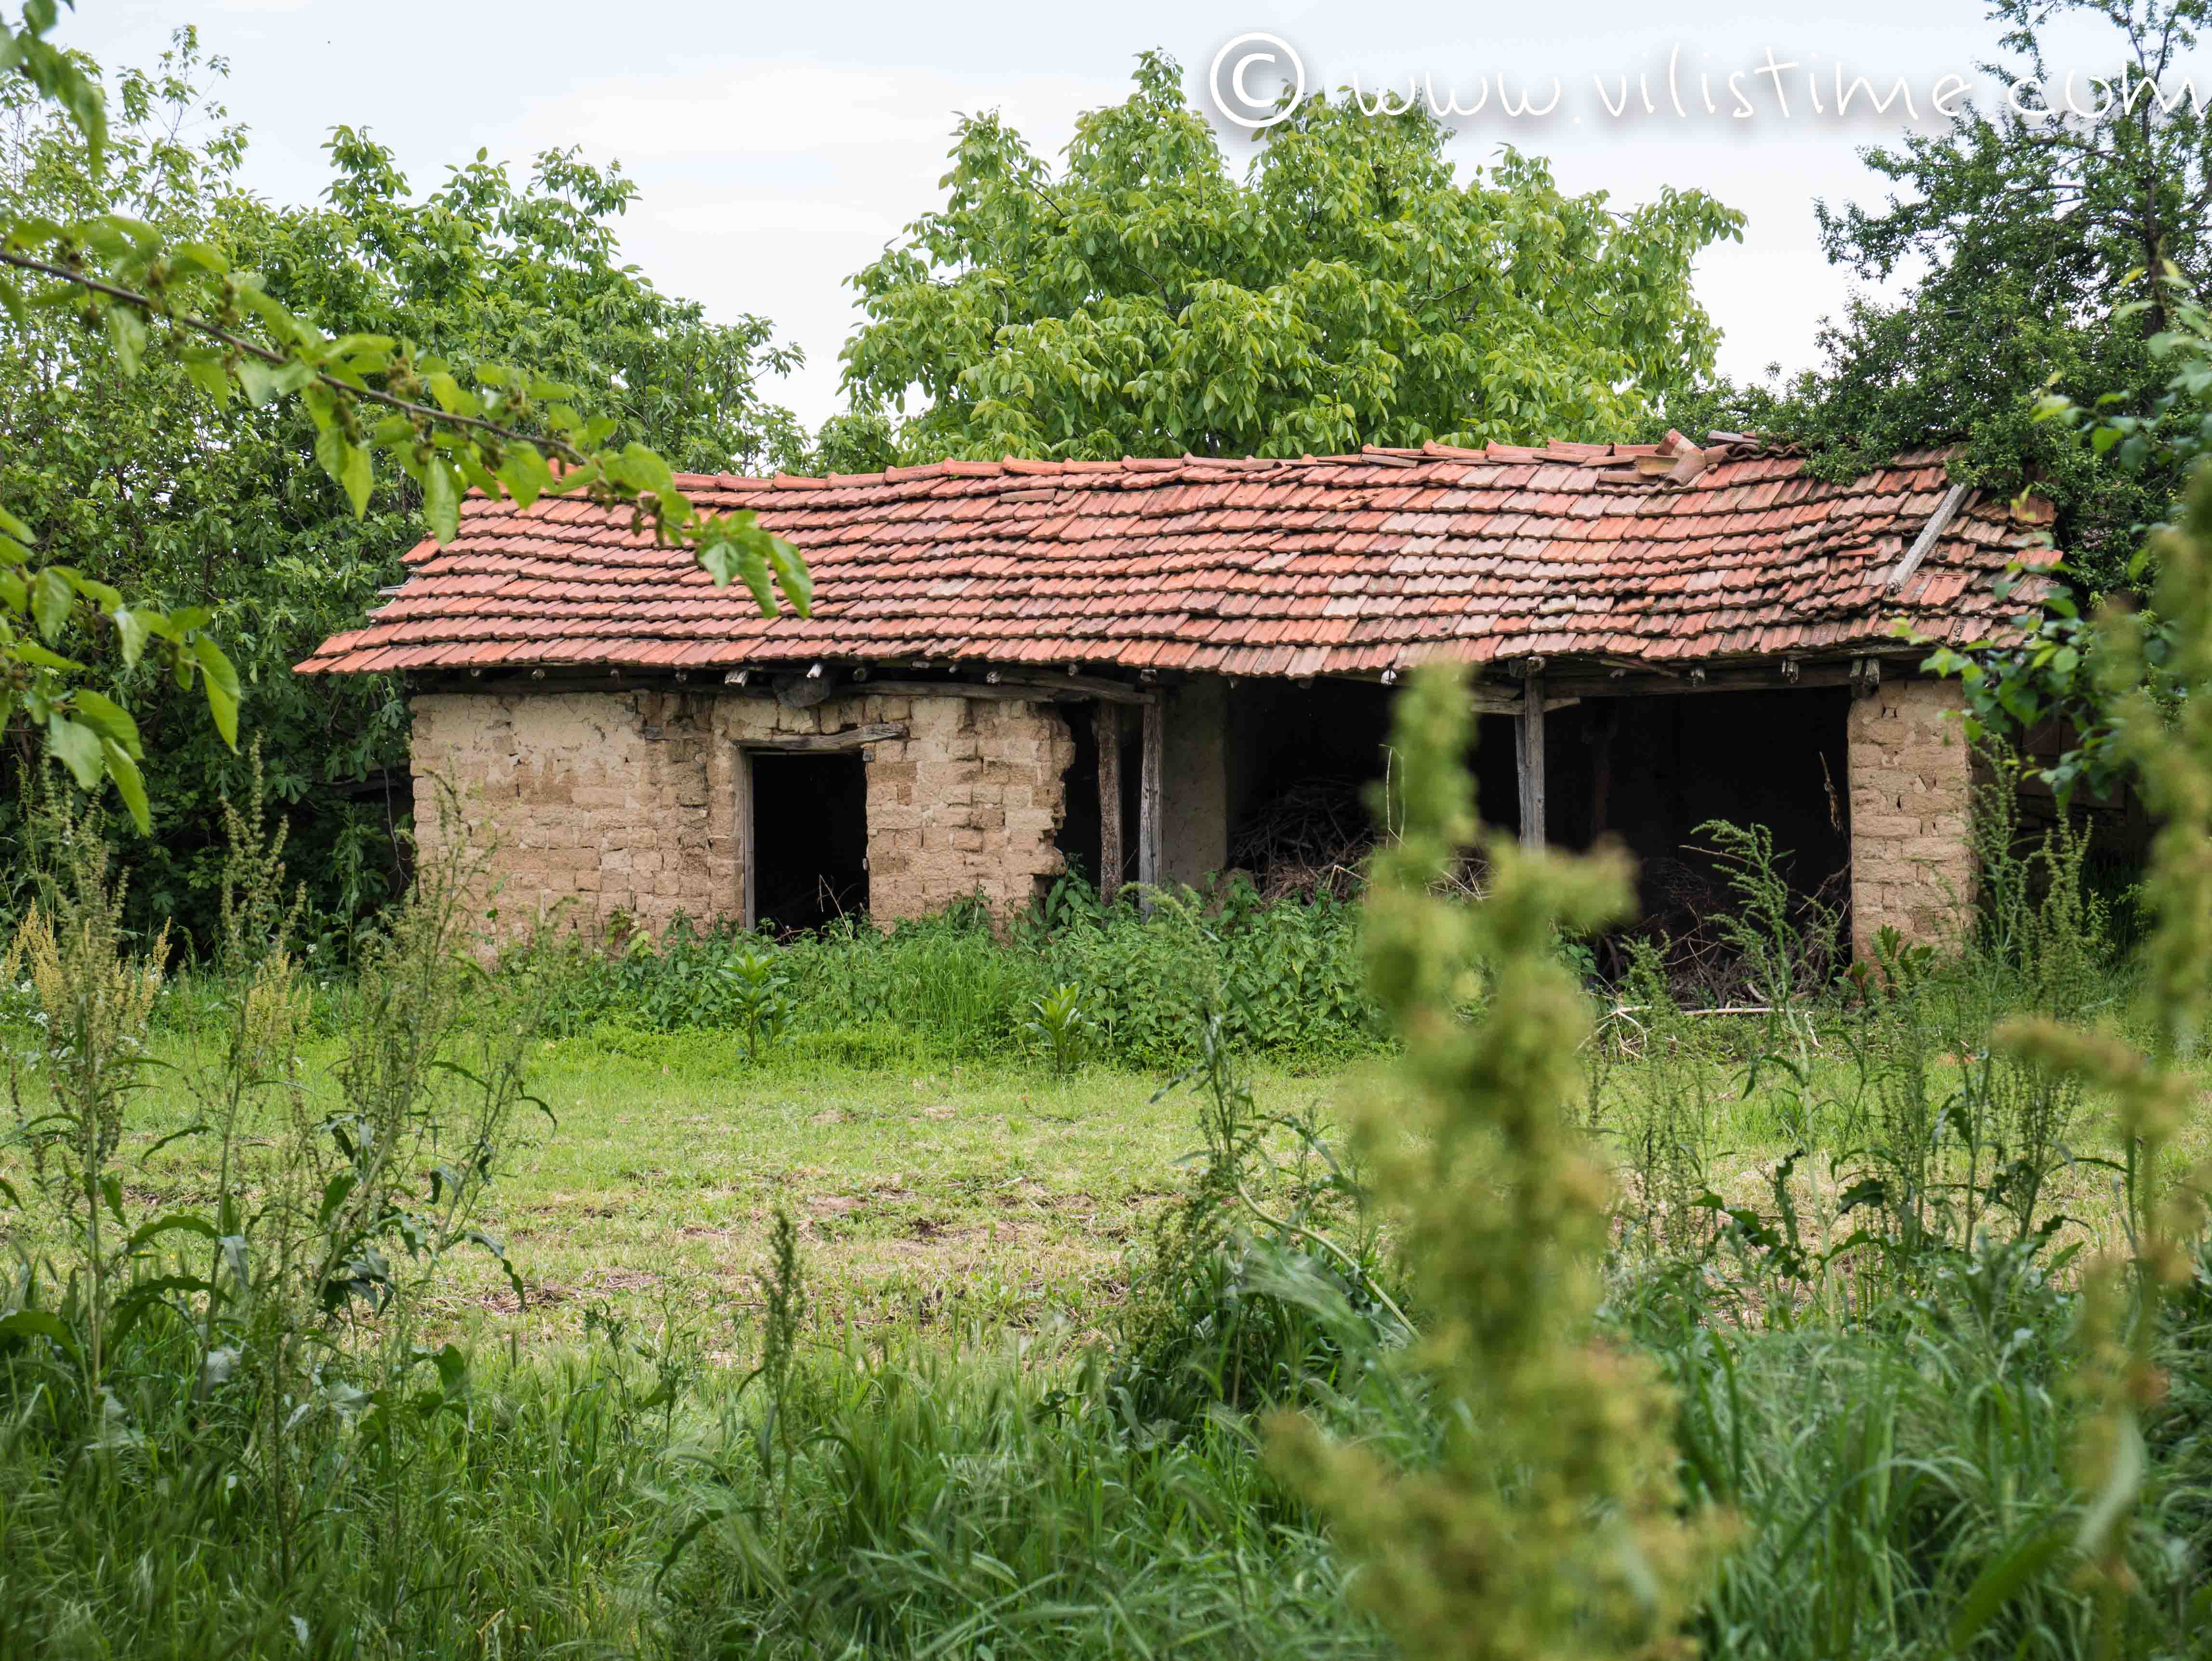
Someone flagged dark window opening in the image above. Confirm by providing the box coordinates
[1054,704,1104,890]
[1472,712,1521,837]
[750,751,869,933]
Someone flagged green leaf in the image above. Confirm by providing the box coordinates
[422,458,461,544]
[234,356,314,406]
[233,358,282,406]
[193,635,241,750]
[316,426,375,517]
[1945,1522,2070,1653]
[103,303,146,375]
[45,713,102,787]
[101,739,150,832]
[14,641,84,672]
[124,1213,224,1254]
[31,566,74,642]
[318,1170,357,1224]
[71,688,142,755]
[425,370,478,416]
[171,241,231,275]
[764,532,813,617]
[496,443,553,510]
[110,605,150,666]
[0,1308,81,1360]
[698,534,777,613]
[433,1342,470,1397]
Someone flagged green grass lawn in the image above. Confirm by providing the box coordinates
[32,1005,2196,1363]
[96,1027,1360,1350]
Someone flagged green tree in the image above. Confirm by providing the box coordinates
[1,20,808,943]
[1672,0,2212,597]
[841,52,1743,463]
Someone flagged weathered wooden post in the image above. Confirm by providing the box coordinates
[1138,698,1163,902]
[1515,663,1546,850]
[1095,702,1122,901]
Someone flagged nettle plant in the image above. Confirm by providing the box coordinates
[0,0,809,828]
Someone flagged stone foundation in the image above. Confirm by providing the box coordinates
[1846,678,1974,954]
[408,688,1072,937]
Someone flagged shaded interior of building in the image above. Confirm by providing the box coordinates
[750,750,870,932]
[1540,690,1852,949]
[1053,679,1856,951]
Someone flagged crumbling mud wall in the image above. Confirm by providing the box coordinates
[407,688,1072,936]
[1846,678,1975,954]
[843,693,1074,919]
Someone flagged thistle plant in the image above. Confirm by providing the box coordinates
[1270,665,1725,1661]
[1996,464,2212,1627]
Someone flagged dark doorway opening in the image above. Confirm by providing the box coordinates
[749,751,869,932]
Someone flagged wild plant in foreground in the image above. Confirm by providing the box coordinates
[1271,665,1726,1661]
[1,801,168,1396]
[1997,464,2212,1637]
[0,781,547,1607]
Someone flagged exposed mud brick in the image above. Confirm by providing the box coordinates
[1847,679,1974,955]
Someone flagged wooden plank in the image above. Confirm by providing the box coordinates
[738,722,907,752]
[1540,659,1897,700]
[1885,480,1973,597]
[1139,697,1164,898]
[1095,702,1123,902]
[1515,674,1546,850]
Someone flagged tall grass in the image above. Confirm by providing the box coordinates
[516,874,1384,1071]
[659,1342,1385,1661]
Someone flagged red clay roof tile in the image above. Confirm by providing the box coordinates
[295,442,2054,679]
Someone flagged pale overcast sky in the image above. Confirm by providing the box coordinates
[53,0,2208,432]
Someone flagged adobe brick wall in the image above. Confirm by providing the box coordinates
[1846,678,1974,954]
[408,688,1073,936]
[836,692,1075,918]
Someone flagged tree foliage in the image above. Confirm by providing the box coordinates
[1670,0,2212,597]
[0,16,809,944]
[841,53,1743,464]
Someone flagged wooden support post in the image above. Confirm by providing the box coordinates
[1095,702,1123,902]
[1515,673,1546,850]
[1138,698,1164,902]
[738,750,758,928]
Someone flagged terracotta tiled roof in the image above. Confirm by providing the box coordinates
[297,436,2056,681]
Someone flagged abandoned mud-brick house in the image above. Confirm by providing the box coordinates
[297,432,2057,953]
